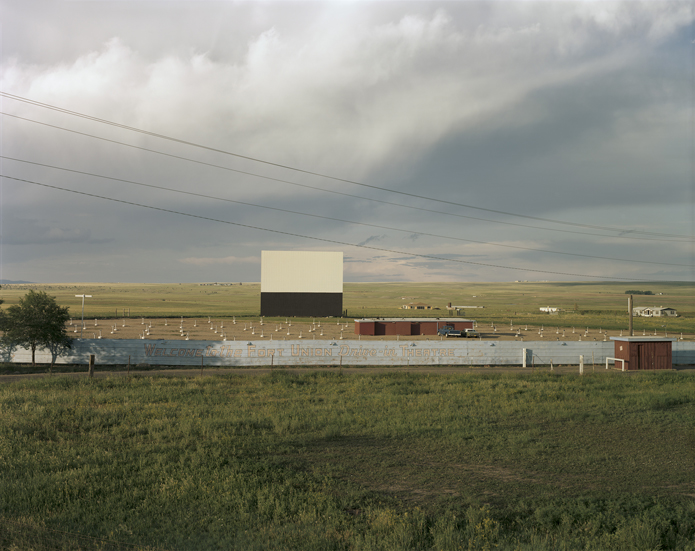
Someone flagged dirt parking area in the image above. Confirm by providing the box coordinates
[68,317,692,343]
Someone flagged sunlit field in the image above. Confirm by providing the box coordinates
[2,281,693,336]
[2,371,695,550]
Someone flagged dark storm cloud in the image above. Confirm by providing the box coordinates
[357,235,387,247]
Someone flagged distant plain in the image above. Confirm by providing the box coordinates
[2,281,693,340]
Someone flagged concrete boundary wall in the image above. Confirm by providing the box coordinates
[673,342,695,365]
[7,339,695,367]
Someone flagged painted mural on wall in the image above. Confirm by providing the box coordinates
[141,342,458,360]
[8,339,695,367]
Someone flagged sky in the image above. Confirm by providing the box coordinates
[0,0,693,284]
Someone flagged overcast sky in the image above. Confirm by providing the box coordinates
[1,0,693,284]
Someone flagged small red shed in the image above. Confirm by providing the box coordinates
[610,337,675,370]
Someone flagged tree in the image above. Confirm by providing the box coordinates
[0,286,10,362]
[2,290,73,366]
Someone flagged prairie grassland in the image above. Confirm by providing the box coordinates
[2,371,695,550]
[345,281,695,334]
[2,281,694,339]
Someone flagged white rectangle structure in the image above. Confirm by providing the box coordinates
[261,251,343,316]
[261,251,343,293]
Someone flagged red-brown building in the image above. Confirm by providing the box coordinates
[610,337,674,370]
[355,318,475,336]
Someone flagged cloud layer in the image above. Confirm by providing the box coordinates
[1,0,692,283]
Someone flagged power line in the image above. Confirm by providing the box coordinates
[0,173,668,281]
[1,91,691,240]
[2,111,691,244]
[5,155,691,268]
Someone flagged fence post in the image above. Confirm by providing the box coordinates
[579,355,584,375]
[522,348,527,368]
[88,354,95,378]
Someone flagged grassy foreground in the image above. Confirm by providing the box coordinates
[1,371,695,550]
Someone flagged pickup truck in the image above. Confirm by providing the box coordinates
[437,325,463,337]
[437,326,479,338]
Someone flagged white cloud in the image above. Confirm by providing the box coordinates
[4,5,670,175]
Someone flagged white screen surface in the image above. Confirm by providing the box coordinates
[261,251,343,293]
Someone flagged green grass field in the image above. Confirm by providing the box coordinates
[2,371,694,550]
[2,281,694,334]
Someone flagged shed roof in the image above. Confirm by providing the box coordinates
[355,318,475,323]
[610,337,676,342]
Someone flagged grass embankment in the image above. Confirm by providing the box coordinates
[2,371,695,550]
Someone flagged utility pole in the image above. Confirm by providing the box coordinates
[75,295,92,338]
[628,294,633,336]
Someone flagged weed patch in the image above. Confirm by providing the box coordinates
[1,372,695,549]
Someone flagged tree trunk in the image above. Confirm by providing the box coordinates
[31,343,36,366]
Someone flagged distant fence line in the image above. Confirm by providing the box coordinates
[6,339,695,367]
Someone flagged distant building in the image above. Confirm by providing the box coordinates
[447,303,484,310]
[355,318,474,336]
[402,302,432,310]
[632,307,677,318]
[540,307,560,313]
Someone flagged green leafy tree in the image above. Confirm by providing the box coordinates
[3,290,73,366]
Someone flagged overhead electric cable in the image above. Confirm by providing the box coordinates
[1,173,661,281]
[2,111,690,244]
[5,155,691,268]
[1,91,690,240]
